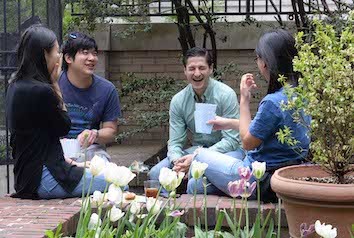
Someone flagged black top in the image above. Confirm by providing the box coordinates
[6,78,84,198]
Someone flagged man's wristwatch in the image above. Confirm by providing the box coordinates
[92,129,99,143]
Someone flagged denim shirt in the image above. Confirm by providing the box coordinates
[167,78,241,162]
[248,88,311,167]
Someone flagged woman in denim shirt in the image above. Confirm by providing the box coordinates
[187,29,311,202]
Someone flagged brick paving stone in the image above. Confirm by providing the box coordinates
[0,197,81,237]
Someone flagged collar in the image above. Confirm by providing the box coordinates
[189,78,215,103]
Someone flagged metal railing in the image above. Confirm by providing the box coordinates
[69,0,317,18]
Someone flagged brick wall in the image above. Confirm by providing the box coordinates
[93,23,282,144]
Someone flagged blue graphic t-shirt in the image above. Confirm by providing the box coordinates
[247,88,311,167]
[59,72,121,138]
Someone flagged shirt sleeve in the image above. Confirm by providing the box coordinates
[249,99,282,141]
[102,86,121,122]
[167,96,186,163]
[209,90,241,153]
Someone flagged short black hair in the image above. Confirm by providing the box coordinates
[183,47,213,67]
[61,32,98,70]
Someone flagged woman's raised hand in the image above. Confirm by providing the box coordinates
[50,53,63,83]
[240,73,257,101]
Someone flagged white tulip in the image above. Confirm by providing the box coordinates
[114,166,136,187]
[251,161,266,179]
[90,155,106,176]
[92,191,104,206]
[136,214,148,219]
[159,167,184,191]
[191,161,208,180]
[106,184,123,204]
[109,206,125,222]
[146,197,163,215]
[130,201,141,215]
[88,213,102,231]
[315,220,337,238]
[104,163,120,184]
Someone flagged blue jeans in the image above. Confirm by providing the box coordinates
[187,149,256,199]
[37,166,109,199]
[149,147,245,195]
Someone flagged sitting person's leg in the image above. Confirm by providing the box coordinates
[70,169,109,197]
[187,149,256,199]
[148,157,173,181]
[225,148,245,160]
[37,166,71,199]
[149,146,200,181]
[37,166,110,199]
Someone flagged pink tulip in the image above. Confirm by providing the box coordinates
[238,167,252,181]
[168,210,185,218]
[240,181,257,198]
[227,179,245,198]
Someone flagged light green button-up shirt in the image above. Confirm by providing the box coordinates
[167,78,241,162]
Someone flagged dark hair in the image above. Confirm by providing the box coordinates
[255,29,298,94]
[61,32,98,70]
[13,25,57,83]
[183,47,213,67]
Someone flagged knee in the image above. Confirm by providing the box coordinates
[148,159,172,180]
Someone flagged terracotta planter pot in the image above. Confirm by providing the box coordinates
[271,165,354,238]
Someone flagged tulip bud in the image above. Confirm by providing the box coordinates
[251,161,266,179]
[191,161,208,180]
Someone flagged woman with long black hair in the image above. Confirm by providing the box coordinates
[6,25,107,199]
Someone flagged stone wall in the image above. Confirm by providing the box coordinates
[94,22,295,144]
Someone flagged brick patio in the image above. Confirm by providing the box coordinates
[0,194,288,238]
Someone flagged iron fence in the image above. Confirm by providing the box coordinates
[69,0,319,19]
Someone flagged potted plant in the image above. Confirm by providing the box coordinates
[271,11,354,238]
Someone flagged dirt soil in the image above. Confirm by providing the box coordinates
[293,175,354,184]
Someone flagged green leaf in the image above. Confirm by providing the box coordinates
[194,226,205,238]
[213,210,225,235]
[222,209,237,235]
[253,216,261,238]
[44,230,54,238]
[261,210,273,233]
[54,223,63,238]
[265,219,275,238]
